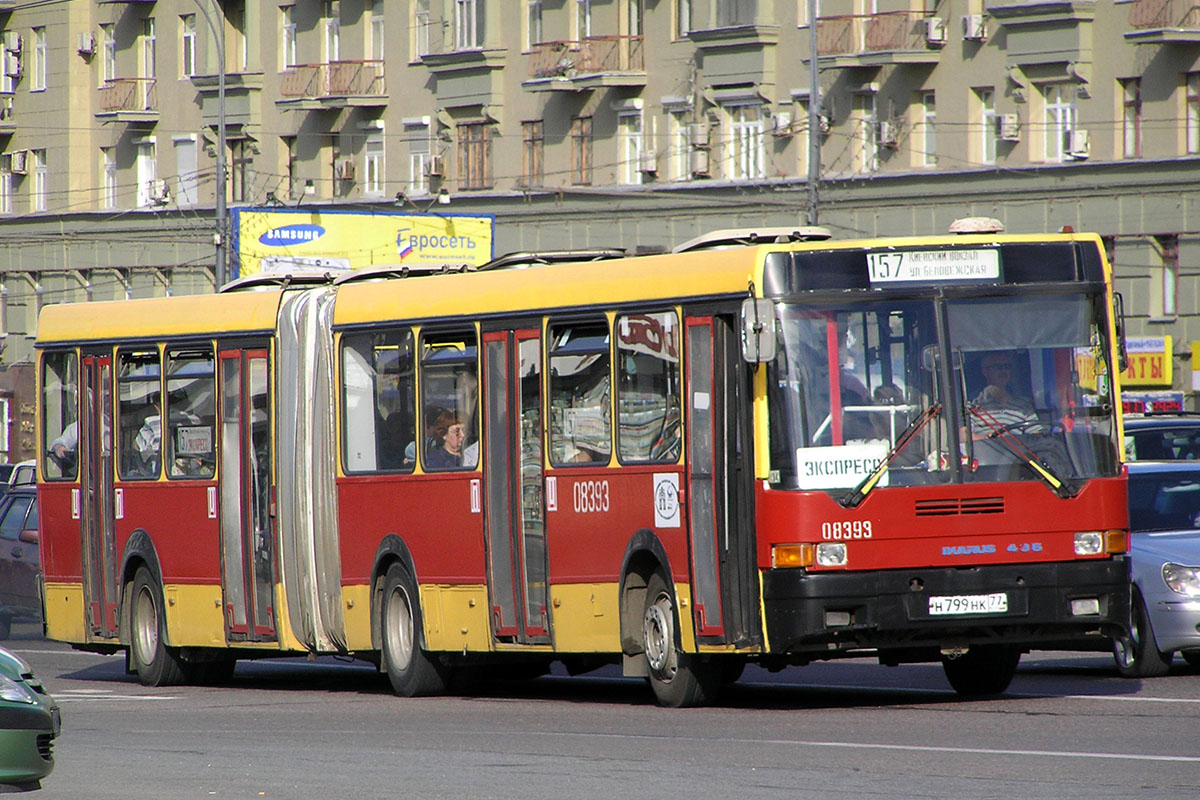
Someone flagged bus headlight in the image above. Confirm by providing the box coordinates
[1074,531,1103,556]
[816,543,848,567]
[1162,563,1200,597]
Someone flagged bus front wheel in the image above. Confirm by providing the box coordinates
[641,573,718,708]
[380,563,446,697]
[129,566,187,687]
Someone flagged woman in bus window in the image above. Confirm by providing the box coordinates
[426,411,466,469]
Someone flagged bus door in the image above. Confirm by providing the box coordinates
[685,316,756,645]
[218,347,277,642]
[80,352,119,638]
[482,329,549,644]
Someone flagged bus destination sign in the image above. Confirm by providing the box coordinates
[867,249,1000,284]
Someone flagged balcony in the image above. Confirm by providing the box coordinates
[276,61,386,109]
[95,78,157,123]
[815,12,943,67]
[1124,0,1200,42]
[522,36,645,91]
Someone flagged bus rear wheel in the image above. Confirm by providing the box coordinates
[940,644,1020,696]
[642,573,718,708]
[129,566,187,687]
[380,563,446,697]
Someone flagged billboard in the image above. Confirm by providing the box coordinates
[230,208,495,279]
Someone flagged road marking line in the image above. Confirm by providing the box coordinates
[766,681,1200,705]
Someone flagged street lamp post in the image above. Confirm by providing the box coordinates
[192,0,228,289]
[806,0,821,226]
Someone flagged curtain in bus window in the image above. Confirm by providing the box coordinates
[276,288,345,653]
[617,312,681,463]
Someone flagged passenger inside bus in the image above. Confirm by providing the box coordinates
[967,351,1043,438]
[426,411,467,469]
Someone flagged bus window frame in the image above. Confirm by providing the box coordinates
[547,315,613,469]
[614,308,683,466]
[41,348,80,483]
[341,326,418,476]
[163,343,218,481]
[419,325,480,473]
[116,345,164,482]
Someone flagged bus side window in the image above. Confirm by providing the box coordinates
[42,350,79,480]
[342,329,416,474]
[117,348,162,480]
[165,346,216,479]
[616,311,681,463]
[548,319,612,466]
[420,329,479,471]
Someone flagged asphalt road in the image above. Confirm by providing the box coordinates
[5,620,1199,800]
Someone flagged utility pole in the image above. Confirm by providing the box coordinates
[194,0,228,289]
[805,0,821,227]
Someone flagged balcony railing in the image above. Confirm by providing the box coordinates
[279,60,386,99]
[527,35,644,79]
[1129,0,1200,28]
[817,12,930,56]
[99,78,157,113]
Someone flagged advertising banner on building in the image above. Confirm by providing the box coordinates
[230,208,495,279]
[1123,336,1173,388]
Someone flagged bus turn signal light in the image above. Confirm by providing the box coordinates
[773,543,814,569]
[1105,529,1128,554]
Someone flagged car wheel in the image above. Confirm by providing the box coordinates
[129,566,187,686]
[642,572,719,708]
[940,644,1021,696]
[380,563,445,697]
[1113,589,1172,679]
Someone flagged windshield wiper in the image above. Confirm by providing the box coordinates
[967,404,1078,499]
[840,403,942,509]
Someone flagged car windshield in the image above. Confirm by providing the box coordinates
[1129,471,1200,532]
[767,291,1121,493]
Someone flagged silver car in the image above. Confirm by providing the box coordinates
[1114,460,1200,677]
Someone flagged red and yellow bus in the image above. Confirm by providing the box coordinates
[35,222,1131,706]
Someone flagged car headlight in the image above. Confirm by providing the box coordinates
[0,675,36,704]
[1162,563,1200,597]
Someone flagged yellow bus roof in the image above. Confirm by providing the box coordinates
[36,290,284,346]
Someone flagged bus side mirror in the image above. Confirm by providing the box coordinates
[1113,292,1129,373]
[741,298,777,363]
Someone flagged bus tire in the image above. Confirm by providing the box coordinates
[380,563,445,697]
[641,573,718,708]
[1113,588,1171,679]
[129,566,187,687]
[940,644,1020,696]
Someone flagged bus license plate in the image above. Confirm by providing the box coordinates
[928,593,1008,616]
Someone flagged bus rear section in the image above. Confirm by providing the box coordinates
[750,233,1130,693]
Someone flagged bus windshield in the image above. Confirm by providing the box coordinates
[768,291,1120,492]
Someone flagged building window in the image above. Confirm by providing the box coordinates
[0,36,14,95]
[227,1,248,72]
[976,87,996,165]
[571,116,593,185]
[1122,78,1141,159]
[364,133,385,196]
[668,109,691,181]
[281,5,297,69]
[407,122,430,195]
[793,97,810,177]
[618,109,644,185]
[717,0,757,27]
[32,149,46,212]
[521,120,543,187]
[136,140,156,207]
[526,0,543,49]
[414,0,431,57]
[629,0,644,35]
[727,104,764,180]
[854,92,878,174]
[0,155,12,215]
[175,136,198,206]
[31,27,46,91]
[676,0,691,38]
[575,0,592,39]
[180,14,196,78]
[101,24,116,86]
[1155,235,1179,320]
[919,91,936,167]
[1042,83,1076,163]
[280,135,297,198]
[230,140,250,203]
[457,122,491,190]
[455,0,483,50]
[324,1,341,61]
[1188,73,1200,154]
[102,147,116,209]
[370,0,385,60]
[141,19,156,79]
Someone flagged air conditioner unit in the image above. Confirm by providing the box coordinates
[925,17,947,45]
[689,123,709,149]
[1067,129,1090,159]
[877,120,899,147]
[2,53,19,79]
[149,178,169,204]
[2,31,20,53]
[424,154,444,177]
[818,113,832,135]
[998,113,1020,142]
[638,149,658,174]
[690,148,710,177]
[77,33,95,55]
[9,149,26,174]
[961,14,986,41]
[771,111,793,137]
[337,159,356,180]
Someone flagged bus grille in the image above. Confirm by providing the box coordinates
[915,497,1005,516]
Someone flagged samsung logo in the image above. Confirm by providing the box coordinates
[259,224,326,246]
[942,544,996,556]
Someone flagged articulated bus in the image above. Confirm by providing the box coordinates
[35,221,1132,706]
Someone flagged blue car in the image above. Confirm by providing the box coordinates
[1113,460,1200,677]
[0,646,59,788]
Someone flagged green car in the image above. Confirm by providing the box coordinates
[0,646,59,788]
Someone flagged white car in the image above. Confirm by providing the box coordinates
[1113,460,1200,677]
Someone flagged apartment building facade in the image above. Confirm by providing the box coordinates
[0,0,1196,414]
